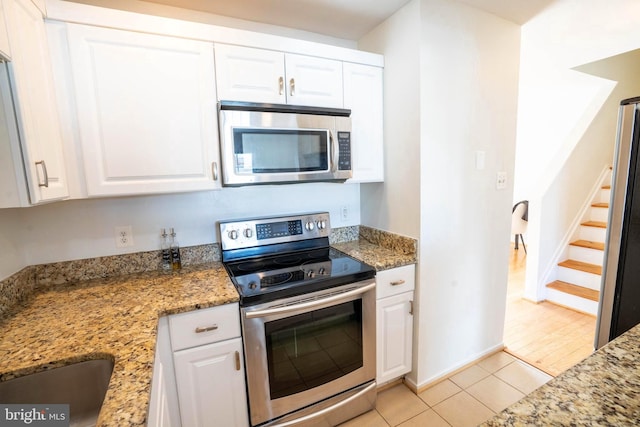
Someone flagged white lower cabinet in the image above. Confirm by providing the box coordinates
[376,264,415,385]
[160,303,249,427]
[173,338,248,427]
[149,317,182,427]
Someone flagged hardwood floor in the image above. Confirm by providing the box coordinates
[503,245,596,376]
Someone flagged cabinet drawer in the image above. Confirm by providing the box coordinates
[169,303,241,351]
[376,264,416,299]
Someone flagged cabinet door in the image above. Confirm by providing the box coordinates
[214,44,285,104]
[173,338,249,427]
[149,317,181,427]
[344,63,384,183]
[5,0,69,203]
[377,292,413,385]
[67,24,220,196]
[285,53,343,108]
[0,0,10,59]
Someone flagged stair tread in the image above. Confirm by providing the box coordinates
[547,280,599,302]
[558,259,602,275]
[570,240,605,251]
[582,221,607,228]
[591,202,609,208]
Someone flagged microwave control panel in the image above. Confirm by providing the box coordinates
[219,212,331,251]
[337,132,352,171]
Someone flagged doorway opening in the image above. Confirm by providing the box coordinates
[502,242,596,376]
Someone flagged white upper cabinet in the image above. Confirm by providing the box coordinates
[214,44,285,104]
[0,0,11,59]
[215,44,343,108]
[4,0,69,204]
[284,53,343,108]
[66,24,220,196]
[344,62,384,183]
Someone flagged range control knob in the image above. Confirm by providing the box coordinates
[316,220,327,230]
[305,221,315,231]
[244,228,253,238]
[248,282,257,290]
[307,270,315,278]
[228,229,239,240]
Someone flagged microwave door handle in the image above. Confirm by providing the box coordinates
[244,281,375,319]
[329,130,339,172]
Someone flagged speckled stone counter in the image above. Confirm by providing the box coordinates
[332,226,417,271]
[481,323,640,426]
[0,225,416,426]
[0,263,237,426]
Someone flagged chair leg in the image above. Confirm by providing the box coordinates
[519,234,527,254]
[514,234,519,250]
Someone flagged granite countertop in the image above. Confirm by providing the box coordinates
[0,229,417,426]
[481,323,640,426]
[0,262,237,426]
[333,229,417,271]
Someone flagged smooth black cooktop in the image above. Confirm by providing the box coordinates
[223,247,376,306]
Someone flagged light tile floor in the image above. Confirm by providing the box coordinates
[340,351,552,427]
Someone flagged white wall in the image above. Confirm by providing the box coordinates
[358,0,421,239]
[0,209,27,279]
[359,0,520,388]
[0,183,360,278]
[515,0,640,300]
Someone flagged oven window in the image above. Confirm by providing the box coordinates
[233,129,328,173]
[265,300,363,400]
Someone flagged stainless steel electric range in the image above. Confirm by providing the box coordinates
[219,212,377,427]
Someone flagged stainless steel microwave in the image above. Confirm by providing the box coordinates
[218,101,352,186]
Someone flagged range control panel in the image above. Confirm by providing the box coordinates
[219,212,331,251]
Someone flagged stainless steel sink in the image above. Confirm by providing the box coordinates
[0,359,114,427]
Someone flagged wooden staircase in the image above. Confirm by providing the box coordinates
[545,178,610,315]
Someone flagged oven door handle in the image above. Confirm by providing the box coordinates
[244,281,375,319]
[269,381,377,427]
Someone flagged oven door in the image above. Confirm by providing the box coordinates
[241,280,376,426]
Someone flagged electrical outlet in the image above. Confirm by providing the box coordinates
[341,206,349,221]
[496,171,507,190]
[115,226,134,248]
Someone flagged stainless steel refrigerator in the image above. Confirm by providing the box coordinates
[596,96,640,348]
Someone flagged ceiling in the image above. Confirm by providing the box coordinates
[138,0,557,40]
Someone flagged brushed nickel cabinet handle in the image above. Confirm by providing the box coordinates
[409,300,414,315]
[289,78,295,96]
[212,162,219,181]
[194,325,218,333]
[235,351,241,371]
[278,76,284,95]
[35,160,49,188]
[390,279,405,286]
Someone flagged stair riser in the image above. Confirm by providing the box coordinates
[579,226,607,242]
[557,267,602,290]
[546,288,598,315]
[599,188,611,203]
[568,246,604,266]
[589,207,609,223]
